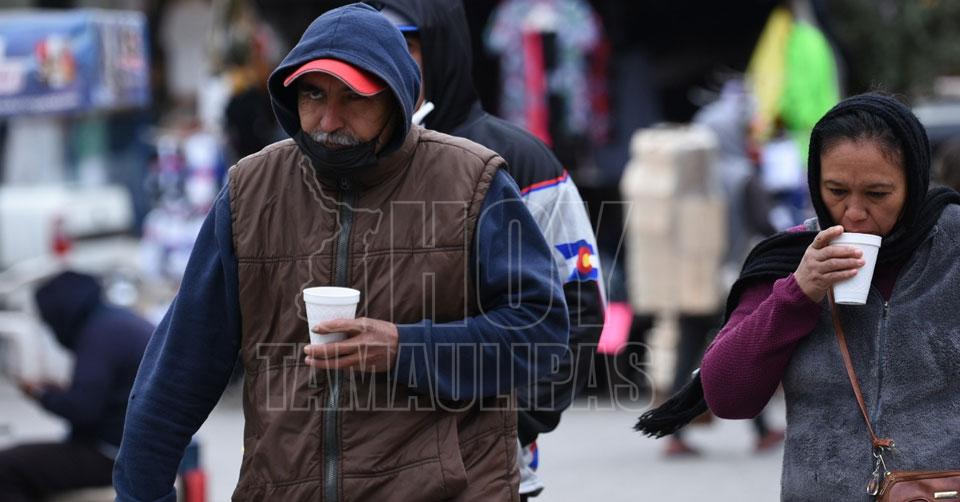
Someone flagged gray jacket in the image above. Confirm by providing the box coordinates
[781,205,960,501]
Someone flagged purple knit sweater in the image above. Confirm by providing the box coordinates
[701,262,902,419]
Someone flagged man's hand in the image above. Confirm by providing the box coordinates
[794,225,866,303]
[304,317,399,372]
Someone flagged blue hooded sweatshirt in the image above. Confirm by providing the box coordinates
[34,271,153,451]
[114,4,566,501]
[268,2,420,172]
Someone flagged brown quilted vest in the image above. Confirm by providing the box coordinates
[228,126,519,501]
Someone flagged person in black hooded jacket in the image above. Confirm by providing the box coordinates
[370,1,606,498]
[0,271,152,502]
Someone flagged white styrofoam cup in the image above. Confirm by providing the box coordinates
[831,232,882,305]
[302,287,360,344]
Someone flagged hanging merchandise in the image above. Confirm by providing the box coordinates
[485,0,608,147]
[746,4,840,155]
[780,21,840,159]
[744,3,840,229]
[140,131,225,283]
[745,6,792,144]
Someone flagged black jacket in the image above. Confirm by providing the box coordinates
[375,0,564,190]
[374,0,606,444]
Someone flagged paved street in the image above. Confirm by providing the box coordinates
[535,401,784,500]
[0,379,785,501]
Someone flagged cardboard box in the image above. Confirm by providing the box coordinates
[676,196,727,255]
[622,124,727,314]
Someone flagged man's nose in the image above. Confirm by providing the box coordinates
[318,104,345,132]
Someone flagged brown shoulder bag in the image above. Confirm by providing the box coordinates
[829,293,960,501]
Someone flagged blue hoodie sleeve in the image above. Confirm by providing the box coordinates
[393,169,569,400]
[113,186,241,502]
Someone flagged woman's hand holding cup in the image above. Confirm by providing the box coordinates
[794,225,866,303]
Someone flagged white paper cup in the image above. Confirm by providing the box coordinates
[830,232,882,305]
[302,287,360,344]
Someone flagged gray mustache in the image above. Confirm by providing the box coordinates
[310,130,361,147]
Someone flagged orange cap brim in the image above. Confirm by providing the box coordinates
[282,59,386,96]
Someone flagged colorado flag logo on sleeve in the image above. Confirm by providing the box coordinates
[555,240,599,282]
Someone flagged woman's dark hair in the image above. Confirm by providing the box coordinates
[807,93,931,233]
[814,108,903,166]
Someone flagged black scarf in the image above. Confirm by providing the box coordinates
[635,93,960,438]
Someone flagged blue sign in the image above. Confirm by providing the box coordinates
[0,9,150,117]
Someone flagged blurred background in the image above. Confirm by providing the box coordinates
[2,0,960,500]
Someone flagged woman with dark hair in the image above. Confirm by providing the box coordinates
[637,93,960,499]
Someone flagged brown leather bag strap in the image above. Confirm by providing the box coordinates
[828,292,895,450]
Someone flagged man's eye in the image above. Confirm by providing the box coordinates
[829,188,847,196]
[300,87,324,100]
[868,191,890,199]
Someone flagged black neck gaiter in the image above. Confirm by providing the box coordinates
[294,116,394,180]
[294,130,380,179]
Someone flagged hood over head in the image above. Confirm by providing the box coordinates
[35,271,103,349]
[370,0,480,133]
[808,92,930,233]
[268,3,421,164]
[808,93,928,240]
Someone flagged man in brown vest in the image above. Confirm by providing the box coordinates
[114,4,569,502]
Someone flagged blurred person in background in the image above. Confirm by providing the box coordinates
[219,1,286,163]
[369,1,605,498]
[0,271,153,502]
[934,137,960,193]
[662,81,784,457]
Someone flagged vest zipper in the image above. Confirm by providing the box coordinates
[325,177,354,502]
[334,177,355,286]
